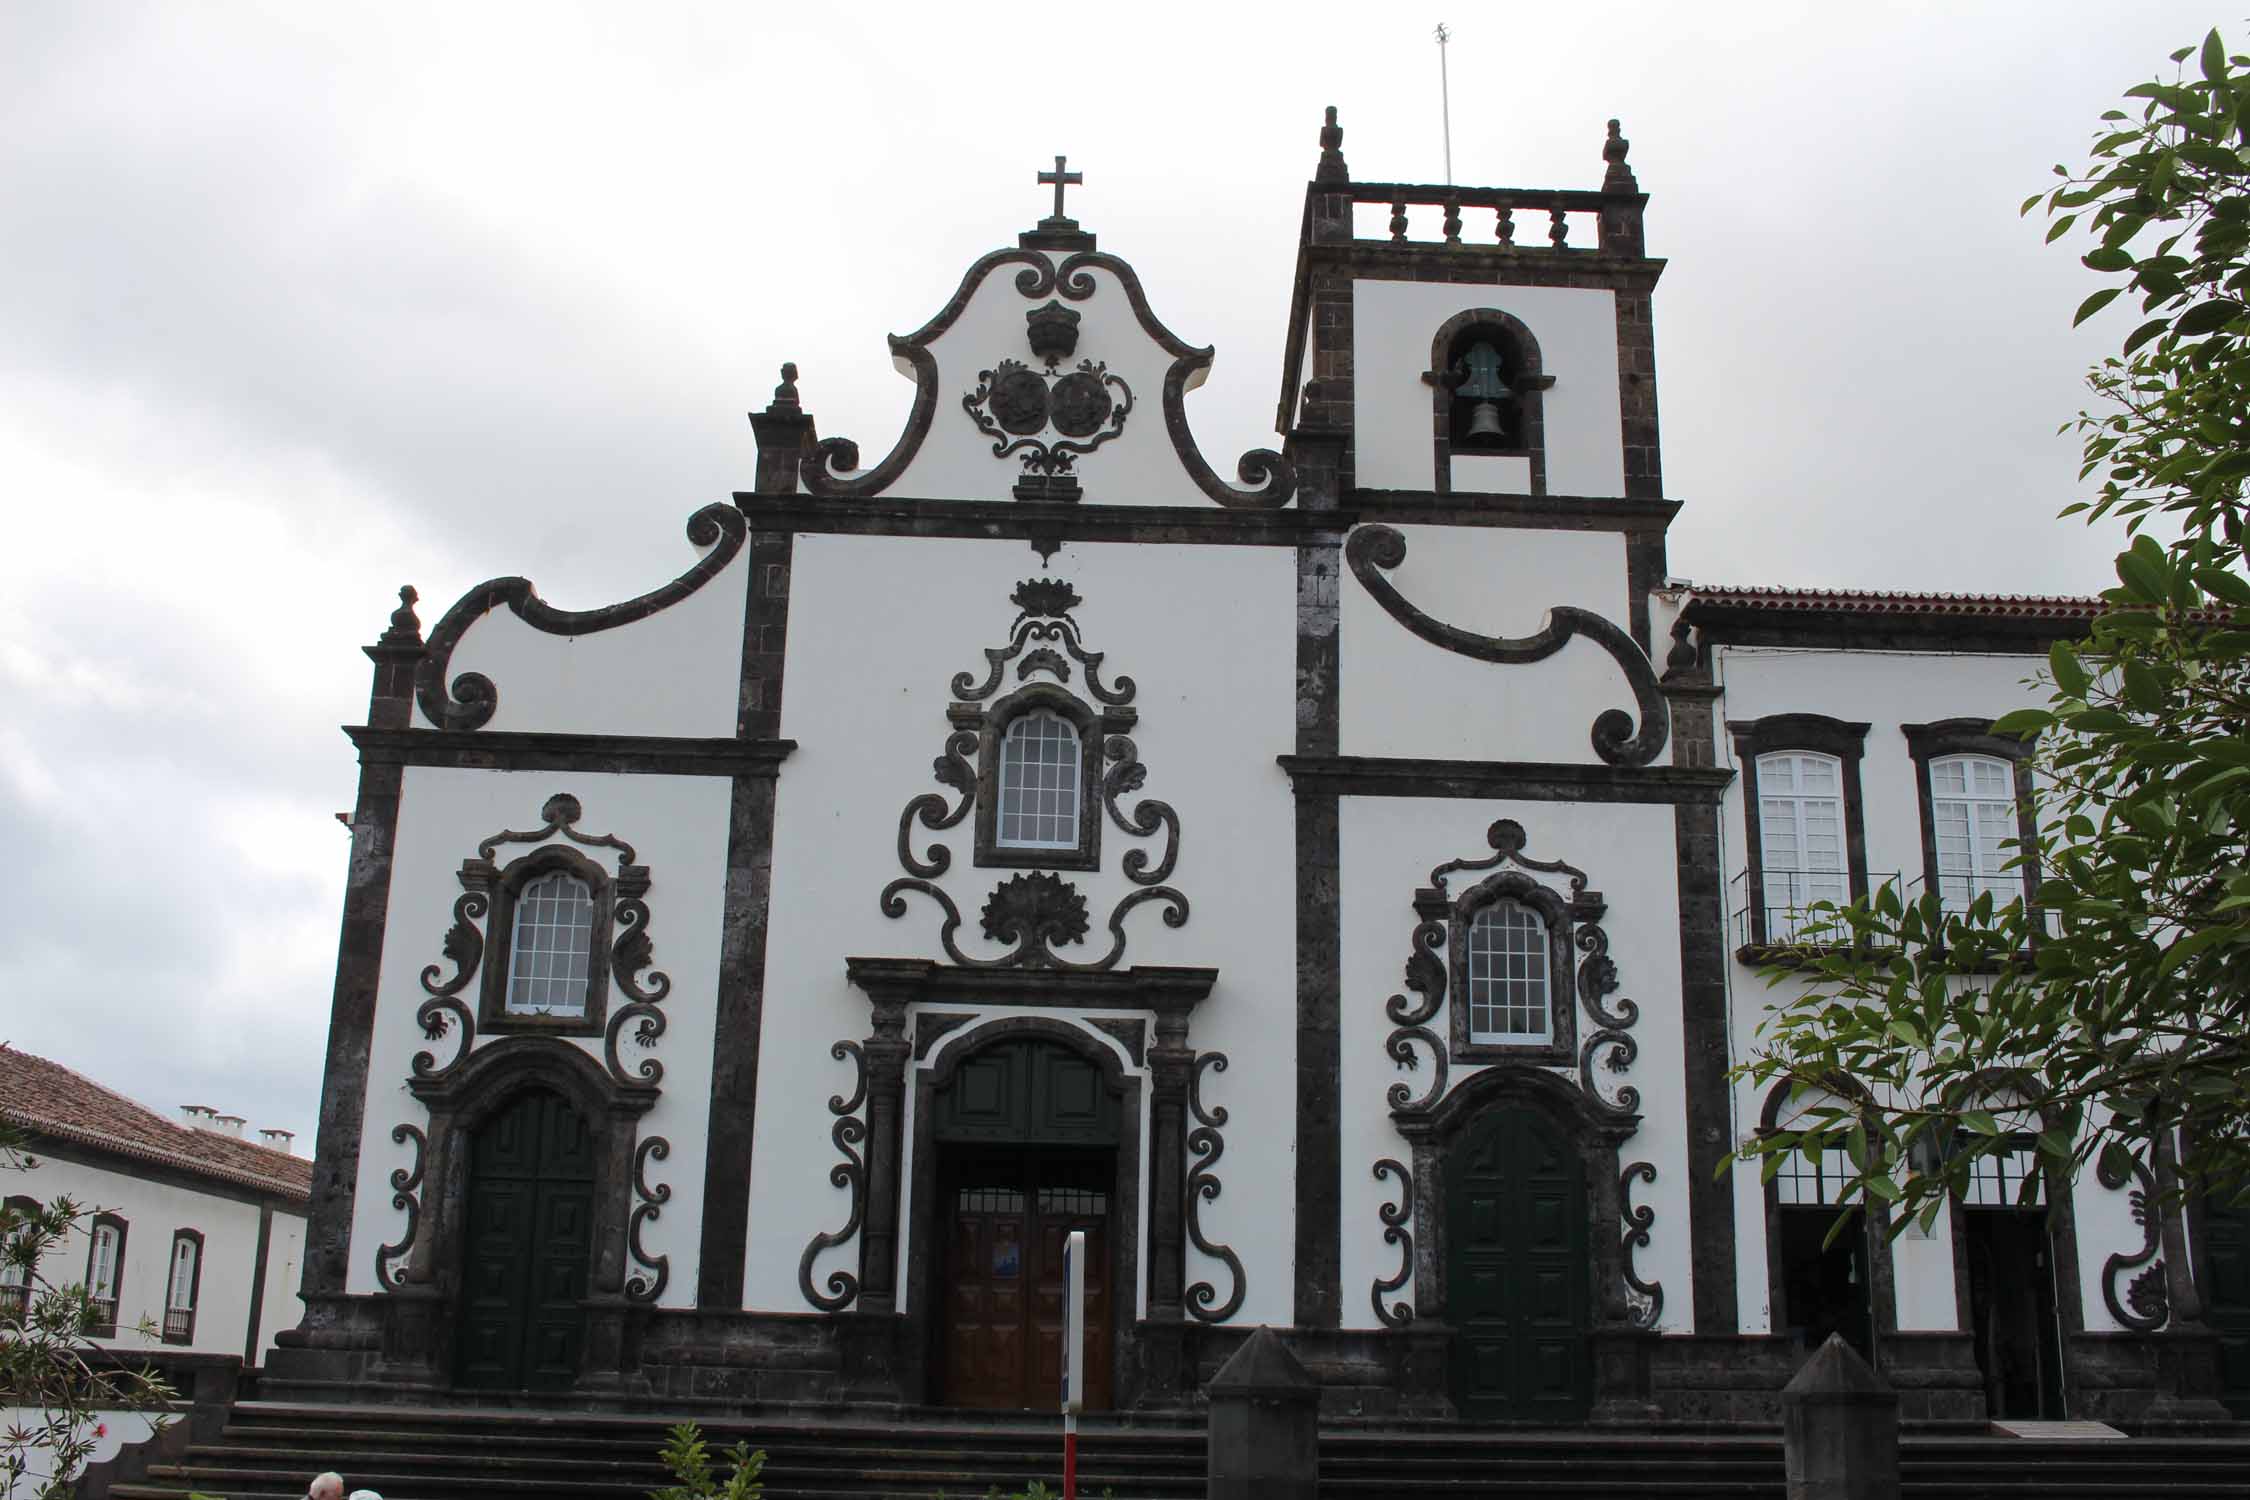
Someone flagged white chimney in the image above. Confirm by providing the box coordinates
[178,1104,215,1128]
[211,1114,246,1138]
[258,1128,297,1153]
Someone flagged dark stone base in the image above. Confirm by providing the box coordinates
[258,1298,2222,1431]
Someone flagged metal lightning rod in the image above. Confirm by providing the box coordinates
[1435,22,1453,185]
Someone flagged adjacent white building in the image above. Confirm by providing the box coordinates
[0,1046,309,1363]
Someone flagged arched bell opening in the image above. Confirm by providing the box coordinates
[1423,308,1551,496]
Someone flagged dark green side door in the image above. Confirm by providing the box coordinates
[2205,1198,2250,1415]
[1446,1104,1592,1421]
[456,1088,594,1391]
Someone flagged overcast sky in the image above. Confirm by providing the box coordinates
[0,1,2224,1148]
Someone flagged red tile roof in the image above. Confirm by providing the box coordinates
[0,1045,312,1205]
[1684,586,2102,620]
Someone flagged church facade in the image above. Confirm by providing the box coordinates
[269,114,2246,1427]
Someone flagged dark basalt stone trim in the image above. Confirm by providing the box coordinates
[1294,786,1342,1330]
[737,494,1331,548]
[699,538,795,1308]
[1729,715,1873,948]
[1443,870,1585,1070]
[346,727,797,779]
[1624,530,1667,657]
[1686,606,2085,656]
[1352,490,1681,533]
[415,504,748,732]
[1675,797,1738,1334]
[1300,239,1666,294]
[1900,718,2040,914]
[1615,288,1663,500]
[1276,755,1734,804]
[843,958,1217,1015]
[967,682,1116,872]
[243,1204,275,1364]
[912,1011,977,1061]
[1087,1016,1149,1067]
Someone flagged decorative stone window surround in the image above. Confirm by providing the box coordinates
[1729,714,1872,953]
[1421,308,1554,496]
[1901,719,2039,920]
[1443,869,1593,1068]
[473,845,618,1037]
[967,682,1130,871]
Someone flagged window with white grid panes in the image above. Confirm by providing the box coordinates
[1931,754,2018,915]
[506,870,596,1016]
[1758,751,1848,941]
[1773,1141,1858,1206]
[167,1235,197,1312]
[89,1223,120,1301]
[1961,1136,2045,1207]
[1464,899,1551,1044]
[996,710,1082,850]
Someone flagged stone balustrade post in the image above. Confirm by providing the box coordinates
[1205,1326,1319,1500]
[1782,1334,1900,1500]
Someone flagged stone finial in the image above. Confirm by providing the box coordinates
[1316,105,1349,185]
[378,585,422,649]
[768,362,801,413]
[1603,118,1638,192]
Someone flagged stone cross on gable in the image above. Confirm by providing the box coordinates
[1038,155,1083,223]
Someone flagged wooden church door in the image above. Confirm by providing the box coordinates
[941,1149,1113,1410]
[455,1087,595,1391]
[1445,1104,1592,1421]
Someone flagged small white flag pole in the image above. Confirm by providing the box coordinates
[1435,22,1453,185]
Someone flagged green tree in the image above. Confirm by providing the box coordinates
[1,1127,176,1500]
[1739,30,2250,1231]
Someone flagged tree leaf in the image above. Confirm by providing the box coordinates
[2075,287,2125,325]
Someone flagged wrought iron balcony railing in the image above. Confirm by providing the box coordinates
[1729,869,1904,957]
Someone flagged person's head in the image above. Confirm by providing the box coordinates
[348,1491,384,1500]
[307,1475,343,1500]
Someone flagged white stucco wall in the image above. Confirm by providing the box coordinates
[417,518,748,738]
[1339,522,1640,764]
[1352,279,1625,496]
[11,1151,306,1359]
[821,252,1274,509]
[1338,796,1691,1331]
[1711,641,2145,1335]
[751,532,1298,1322]
[349,767,734,1306]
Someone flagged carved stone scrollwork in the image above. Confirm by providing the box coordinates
[1102,736,1181,886]
[799,1041,870,1313]
[950,580,1135,706]
[625,1136,671,1303]
[417,504,747,731]
[2098,1150,2168,1332]
[604,1002,667,1088]
[1184,1053,1245,1323]
[1384,1027,1449,1114]
[410,998,474,1080]
[962,356,1135,492]
[1345,525,1668,766]
[373,1123,425,1290]
[1620,1160,1663,1330]
[1372,1158,1415,1327]
[418,892,487,998]
[881,876,1188,973]
[1579,1029,1642,1118]
[895,730,981,879]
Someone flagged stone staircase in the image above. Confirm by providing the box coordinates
[102,1401,2250,1500]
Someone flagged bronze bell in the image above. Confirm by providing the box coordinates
[1464,400,1508,440]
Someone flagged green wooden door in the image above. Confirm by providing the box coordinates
[2205,1199,2250,1416]
[1446,1104,1592,1421]
[456,1088,594,1391]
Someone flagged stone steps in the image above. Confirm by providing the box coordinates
[96,1400,2250,1500]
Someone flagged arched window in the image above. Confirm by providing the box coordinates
[84,1212,126,1337]
[505,869,596,1016]
[1464,899,1552,1044]
[1424,310,1552,496]
[0,1195,36,1323]
[163,1229,203,1345]
[1760,1083,1882,1361]
[1930,753,2018,915]
[1756,750,1848,941]
[995,710,1083,851]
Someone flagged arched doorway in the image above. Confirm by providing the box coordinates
[1444,1102,1593,1420]
[927,1034,1121,1410]
[455,1086,594,1390]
